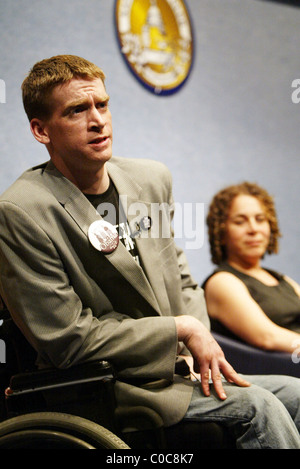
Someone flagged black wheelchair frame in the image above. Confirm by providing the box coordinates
[0,301,234,449]
[2,296,298,449]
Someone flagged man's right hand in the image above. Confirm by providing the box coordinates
[174,315,250,400]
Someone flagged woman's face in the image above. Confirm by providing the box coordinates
[223,194,271,265]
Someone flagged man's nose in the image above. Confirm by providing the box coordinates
[88,105,105,129]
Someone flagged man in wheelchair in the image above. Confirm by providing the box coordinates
[0,55,300,449]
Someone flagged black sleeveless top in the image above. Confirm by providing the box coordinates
[202,262,300,339]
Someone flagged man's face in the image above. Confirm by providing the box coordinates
[38,77,113,172]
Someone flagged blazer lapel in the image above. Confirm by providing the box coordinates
[43,161,162,315]
[107,161,172,317]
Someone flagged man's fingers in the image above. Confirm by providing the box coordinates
[199,366,211,397]
[220,360,251,388]
[211,360,227,400]
[199,359,251,401]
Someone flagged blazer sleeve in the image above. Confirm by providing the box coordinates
[0,201,178,379]
[176,242,210,328]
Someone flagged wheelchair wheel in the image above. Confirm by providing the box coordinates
[0,412,130,449]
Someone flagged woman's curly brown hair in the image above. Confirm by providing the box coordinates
[206,182,281,265]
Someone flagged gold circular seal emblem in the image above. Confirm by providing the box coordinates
[115,0,194,95]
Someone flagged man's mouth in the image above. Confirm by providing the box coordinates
[89,136,108,144]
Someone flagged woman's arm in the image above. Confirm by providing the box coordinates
[205,272,300,353]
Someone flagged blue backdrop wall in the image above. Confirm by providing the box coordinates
[0,0,299,284]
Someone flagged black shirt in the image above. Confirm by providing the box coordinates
[85,179,140,264]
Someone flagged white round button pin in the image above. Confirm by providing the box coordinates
[88,220,119,253]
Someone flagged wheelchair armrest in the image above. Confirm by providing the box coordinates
[7,360,115,395]
[212,332,300,378]
[5,360,118,433]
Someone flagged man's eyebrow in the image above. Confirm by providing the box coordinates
[99,94,110,105]
[62,99,86,116]
[100,94,110,105]
[62,94,110,116]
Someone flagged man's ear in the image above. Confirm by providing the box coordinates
[30,118,51,144]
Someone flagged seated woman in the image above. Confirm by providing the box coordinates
[202,182,300,353]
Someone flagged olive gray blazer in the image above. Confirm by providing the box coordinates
[0,156,209,426]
